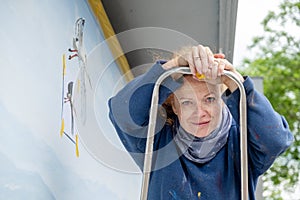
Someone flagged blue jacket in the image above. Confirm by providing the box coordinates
[108,61,293,200]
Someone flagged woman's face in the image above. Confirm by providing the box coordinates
[172,76,223,137]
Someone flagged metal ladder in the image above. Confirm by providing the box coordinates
[140,67,248,200]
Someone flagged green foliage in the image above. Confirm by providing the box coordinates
[240,0,300,199]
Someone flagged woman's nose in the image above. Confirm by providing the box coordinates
[194,102,207,115]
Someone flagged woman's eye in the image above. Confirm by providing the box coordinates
[181,100,193,105]
[206,97,216,103]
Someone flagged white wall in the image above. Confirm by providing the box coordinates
[0,1,141,199]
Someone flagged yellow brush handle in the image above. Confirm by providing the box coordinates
[195,72,205,79]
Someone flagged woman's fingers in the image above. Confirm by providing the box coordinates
[211,60,219,79]
[174,45,232,80]
[162,45,232,80]
[205,46,214,69]
[217,59,226,76]
[205,58,233,80]
[214,53,225,59]
[190,45,215,75]
[198,45,209,73]
[192,46,202,74]
[183,50,196,75]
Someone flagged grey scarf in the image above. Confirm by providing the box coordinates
[173,105,232,163]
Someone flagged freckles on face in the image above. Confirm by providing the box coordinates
[172,76,222,137]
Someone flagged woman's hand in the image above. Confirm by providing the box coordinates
[162,45,214,75]
[162,44,244,92]
[214,58,244,92]
[162,45,215,73]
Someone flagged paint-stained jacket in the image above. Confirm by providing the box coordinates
[108,61,293,200]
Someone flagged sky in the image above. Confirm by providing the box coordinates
[0,0,296,200]
[233,0,280,66]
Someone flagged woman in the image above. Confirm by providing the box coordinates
[108,45,293,199]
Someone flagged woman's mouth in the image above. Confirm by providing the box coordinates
[192,121,210,126]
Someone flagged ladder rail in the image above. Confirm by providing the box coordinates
[140,67,248,200]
